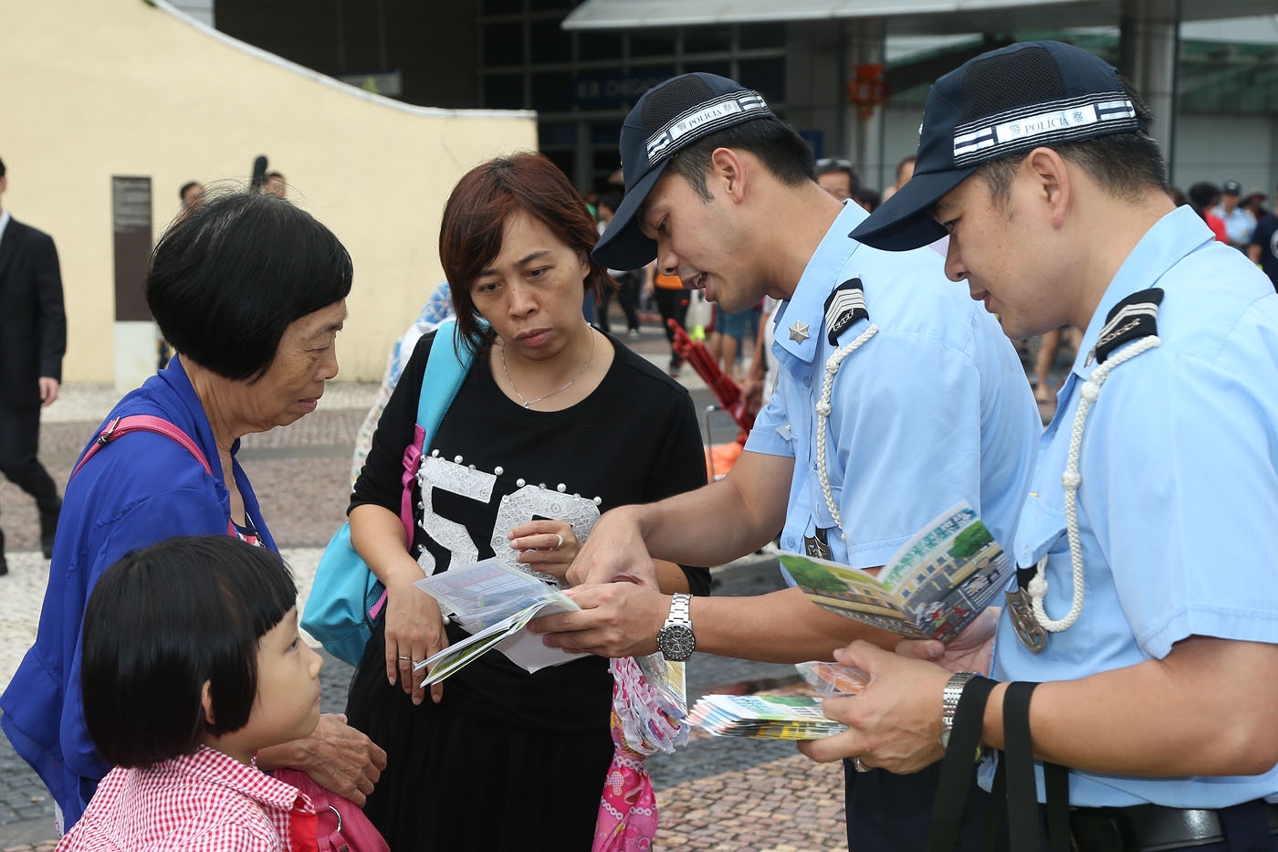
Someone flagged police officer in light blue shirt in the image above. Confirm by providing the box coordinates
[807,41,1278,852]
[749,199,1034,572]
[534,71,1040,852]
[994,202,1278,812]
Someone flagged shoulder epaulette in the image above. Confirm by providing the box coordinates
[823,278,869,345]
[1093,287,1163,365]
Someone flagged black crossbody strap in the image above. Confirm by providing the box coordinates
[1003,681,1040,851]
[984,756,1007,852]
[929,676,997,852]
[1004,682,1072,852]
[1043,760,1070,852]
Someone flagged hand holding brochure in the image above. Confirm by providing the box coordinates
[778,502,1012,643]
[411,558,586,686]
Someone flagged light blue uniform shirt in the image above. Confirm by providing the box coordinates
[746,201,1038,570]
[992,205,1278,808]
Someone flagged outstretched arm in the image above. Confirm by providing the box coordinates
[799,635,1278,778]
[534,583,898,661]
[566,448,793,587]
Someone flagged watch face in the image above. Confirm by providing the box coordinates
[658,625,696,661]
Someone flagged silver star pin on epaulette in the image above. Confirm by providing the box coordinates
[788,320,810,343]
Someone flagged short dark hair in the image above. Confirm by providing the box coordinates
[815,158,860,195]
[265,171,284,181]
[597,189,623,217]
[146,189,352,380]
[81,537,297,768]
[1187,182,1221,218]
[975,80,1167,207]
[440,152,607,355]
[855,187,881,212]
[179,181,201,201]
[666,118,817,203]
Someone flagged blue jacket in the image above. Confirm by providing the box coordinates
[0,357,274,829]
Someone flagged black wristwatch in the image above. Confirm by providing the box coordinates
[656,593,696,661]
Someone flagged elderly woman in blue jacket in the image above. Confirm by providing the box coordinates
[0,190,386,832]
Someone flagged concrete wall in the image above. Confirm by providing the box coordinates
[1173,112,1278,198]
[1,0,535,383]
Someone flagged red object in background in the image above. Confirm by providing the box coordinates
[848,64,887,119]
[668,319,754,433]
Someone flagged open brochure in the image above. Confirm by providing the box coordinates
[688,694,846,740]
[777,502,1012,643]
[411,558,586,686]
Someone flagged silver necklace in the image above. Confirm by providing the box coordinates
[499,329,597,409]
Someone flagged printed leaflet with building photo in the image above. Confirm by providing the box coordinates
[777,501,1011,643]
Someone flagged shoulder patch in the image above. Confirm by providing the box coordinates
[1093,288,1163,365]
[823,278,869,345]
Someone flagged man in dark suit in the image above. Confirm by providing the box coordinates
[0,156,66,576]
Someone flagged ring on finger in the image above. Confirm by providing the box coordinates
[853,756,871,773]
[554,533,564,550]
[397,655,411,662]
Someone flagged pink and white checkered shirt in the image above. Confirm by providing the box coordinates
[55,745,317,852]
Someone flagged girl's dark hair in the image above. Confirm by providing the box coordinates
[439,152,608,355]
[81,536,297,768]
[146,190,353,381]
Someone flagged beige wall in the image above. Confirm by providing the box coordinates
[1,0,536,382]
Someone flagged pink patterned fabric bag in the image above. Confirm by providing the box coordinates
[593,657,687,851]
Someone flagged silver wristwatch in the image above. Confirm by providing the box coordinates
[656,593,696,661]
[939,671,979,748]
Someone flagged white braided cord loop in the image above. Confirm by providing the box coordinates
[1028,335,1161,632]
[814,324,879,533]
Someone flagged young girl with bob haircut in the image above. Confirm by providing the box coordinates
[57,536,324,852]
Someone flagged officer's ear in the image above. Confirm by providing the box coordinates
[1023,147,1071,230]
[708,147,748,205]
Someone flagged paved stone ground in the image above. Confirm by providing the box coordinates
[0,315,1055,850]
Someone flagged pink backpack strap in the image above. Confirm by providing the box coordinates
[71,415,236,537]
[73,415,213,479]
[400,424,427,539]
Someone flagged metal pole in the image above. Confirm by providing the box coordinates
[1119,0,1181,184]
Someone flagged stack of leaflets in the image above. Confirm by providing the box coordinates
[688,694,846,741]
[778,501,1012,643]
[412,558,585,686]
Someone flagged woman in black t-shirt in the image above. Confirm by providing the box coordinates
[345,153,708,851]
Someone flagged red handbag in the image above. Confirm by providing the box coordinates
[273,768,391,852]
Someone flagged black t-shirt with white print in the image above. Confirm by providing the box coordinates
[351,330,708,732]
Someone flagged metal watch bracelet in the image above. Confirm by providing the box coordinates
[940,671,980,748]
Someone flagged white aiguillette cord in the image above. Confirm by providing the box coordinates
[1028,334,1161,632]
[815,324,879,533]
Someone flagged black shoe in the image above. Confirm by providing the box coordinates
[40,497,62,559]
